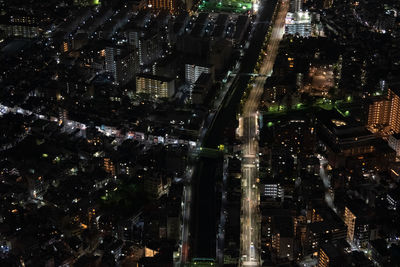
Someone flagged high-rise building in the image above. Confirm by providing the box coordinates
[63,41,69,53]
[185,63,214,86]
[307,221,347,254]
[344,204,370,248]
[191,73,212,105]
[305,207,347,254]
[367,97,391,127]
[366,89,400,133]
[316,109,395,169]
[344,206,356,243]
[138,33,162,66]
[115,53,137,85]
[317,247,330,267]
[389,88,400,133]
[105,46,120,80]
[104,158,116,177]
[318,243,343,267]
[105,46,138,85]
[136,73,175,98]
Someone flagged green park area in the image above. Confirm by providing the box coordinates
[262,97,361,120]
[198,0,253,13]
[263,97,336,115]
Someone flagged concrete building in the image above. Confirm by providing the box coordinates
[369,239,391,266]
[388,133,400,157]
[305,207,347,254]
[136,73,175,98]
[290,0,302,13]
[148,0,178,12]
[344,203,370,248]
[285,11,312,37]
[185,63,214,86]
[318,243,344,267]
[308,221,347,254]
[389,88,400,133]
[317,109,395,169]
[271,216,295,260]
[366,89,400,133]
[367,96,391,128]
[105,46,138,85]
[115,53,138,85]
[260,183,284,199]
[0,12,42,38]
[138,33,162,66]
[191,73,213,105]
[344,206,357,244]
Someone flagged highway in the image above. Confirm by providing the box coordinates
[240,0,289,266]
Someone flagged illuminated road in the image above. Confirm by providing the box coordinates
[317,155,336,212]
[240,1,288,266]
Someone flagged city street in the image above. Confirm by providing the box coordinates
[240,0,289,265]
[2,0,395,266]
